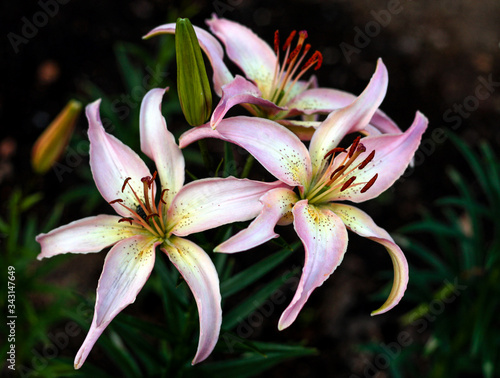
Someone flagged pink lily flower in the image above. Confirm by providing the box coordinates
[36,88,286,368]
[179,60,428,330]
[144,16,401,139]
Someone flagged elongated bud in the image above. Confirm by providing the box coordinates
[31,99,82,174]
[175,18,212,126]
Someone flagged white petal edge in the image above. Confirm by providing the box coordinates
[36,214,138,260]
[169,177,288,236]
[87,99,152,217]
[329,203,409,315]
[74,235,158,369]
[215,187,298,253]
[179,116,312,188]
[140,88,185,206]
[162,237,222,364]
[278,200,348,330]
[308,59,388,173]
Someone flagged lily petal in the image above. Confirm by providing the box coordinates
[162,236,221,364]
[87,100,152,217]
[207,15,276,94]
[332,111,428,203]
[144,22,233,95]
[179,116,312,187]
[215,187,298,253]
[140,88,185,206]
[74,235,158,369]
[36,215,137,260]
[329,203,408,315]
[211,75,284,128]
[308,59,388,172]
[287,87,401,135]
[278,200,348,330]
[169,177,287,236]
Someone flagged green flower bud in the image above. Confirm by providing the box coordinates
[175,18,212,126]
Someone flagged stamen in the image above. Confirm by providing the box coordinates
[330,164,345,179]
[283,30,296,51]
[286,44,302,65]
[348,136,361,158]
[122,177,131,192]
[269,29,323,108]
[301,50,323,71]
[314,51,323,70]
[298,30,308,42]
[160,189,169,204]
[118,217,133,225]
[324,147,347,159]
[146,213,160,221]
[358,150,375,170]
[340,176,356,192]
[360,174,378,193]
[141,177,152,212]
[109,199,123,204]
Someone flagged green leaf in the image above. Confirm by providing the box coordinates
[19,192,43,211]
[222,267,299,330]
[447,131,494,205]
[221,241,300,298]
[192,341,316,378]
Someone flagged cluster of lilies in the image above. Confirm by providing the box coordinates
[36,15,427,368]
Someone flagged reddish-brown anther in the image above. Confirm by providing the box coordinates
[121,177,132,192]
[348,136,361,158]
[340,176,356,192]
[324,147,347,159]
[358,150,376,170]
[361,174,378,193]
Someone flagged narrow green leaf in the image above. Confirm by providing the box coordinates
[223,267,299,330]
[221,241,300,298]
[193,341,315,378]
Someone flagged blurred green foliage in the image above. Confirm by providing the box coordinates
[362,132,500,378]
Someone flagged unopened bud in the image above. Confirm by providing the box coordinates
[175,18,212,126]
[31,99,82,174]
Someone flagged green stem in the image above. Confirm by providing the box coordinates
[241,154,255,178]
[197,139,212,172]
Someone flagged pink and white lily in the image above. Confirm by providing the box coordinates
[179,60,428,330]
[145,16,401,139]
[36,88,286,368]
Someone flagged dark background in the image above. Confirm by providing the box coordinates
[1,0,499,377]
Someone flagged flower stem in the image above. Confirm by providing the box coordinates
[198,139,212,172]
[241,155,255,178]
